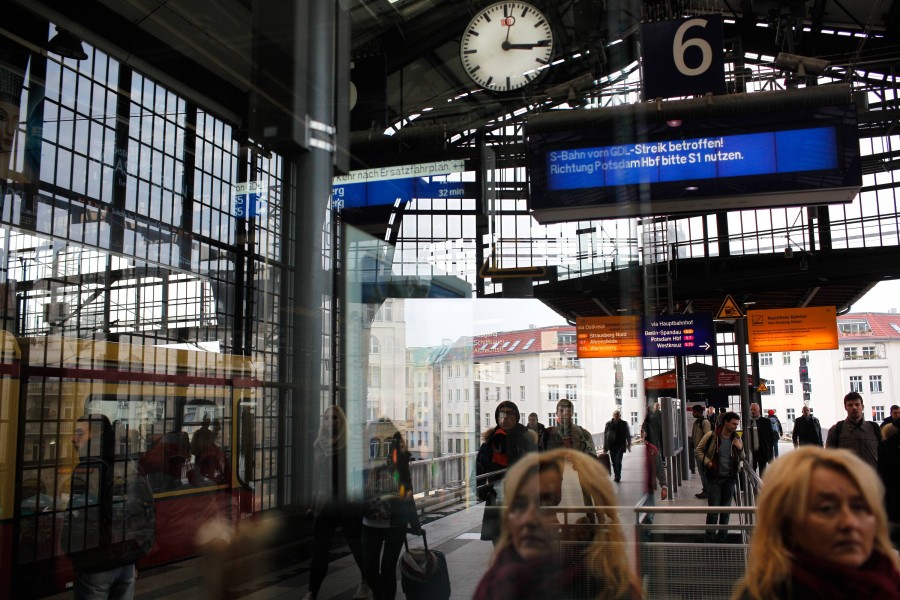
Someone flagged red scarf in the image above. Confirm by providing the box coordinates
[790,552,900,599]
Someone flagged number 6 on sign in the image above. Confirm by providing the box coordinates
[640,14,726,100]
[673,19,713,77]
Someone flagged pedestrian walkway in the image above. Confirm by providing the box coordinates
[44,443,786,599]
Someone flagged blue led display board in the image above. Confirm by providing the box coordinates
[642,313,715,357]
[332,160,469,211]
[525,87,862,223]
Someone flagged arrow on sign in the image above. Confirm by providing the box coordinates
[700,342,710,350]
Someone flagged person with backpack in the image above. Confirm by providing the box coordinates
[826,391,881,470]
[766,409,783,457]
[63,413,156,600]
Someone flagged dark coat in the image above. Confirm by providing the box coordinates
[792,415,823,446]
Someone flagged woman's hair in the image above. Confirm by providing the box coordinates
[494,449,640,599]
[735,446,898,600]
[314,405,348,450]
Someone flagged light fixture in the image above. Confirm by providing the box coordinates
[46,27,88,61]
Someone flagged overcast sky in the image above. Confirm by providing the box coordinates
[404,280,900,348]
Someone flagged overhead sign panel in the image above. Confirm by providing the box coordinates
[747,306,839,352]
[332,159,468,211]
[525,85,861,222]
[576,316,643,358]
[641,15,727,100]
[642,313,715,357]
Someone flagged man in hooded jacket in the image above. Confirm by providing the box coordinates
[476,400,538,543]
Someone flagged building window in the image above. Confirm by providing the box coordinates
[558,332,576,344]
[456,439,461,453]
[573,412,579,426]
[631,412,639,427]
[870,375,883,393]
[863,346,877,359]
[874,406,886,422]
[566,384,577,401]
[456,364,461,377]
[485,412,490,427]
[786,408,795,421]
[838,319,872,334]
[782,352,791,365]
[368,366,381,387]
[495,387,501,401]
[844,347,859,360]
[448,439,453,453]
[465,413,469,426]
[520,386,526,400]
[784,379,794,394]
[383,300,393,322]
[548,413,556,427]
[369,438,380,458]
[760,353,773,366]
[548,384,560,402]
[505,361,511,374]
[849,375,863,393]
[519,360,526,373]
[447,390,452,404]
[629,357,638,370]
[455,389,460,402]
[629,383,637,398]
[801,351,809,362]
[505,386,511,400]
[369,336,380,354]
[465,389,470,402]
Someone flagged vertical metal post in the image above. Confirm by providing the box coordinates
[736,318,752,466]
[287,0,339,505]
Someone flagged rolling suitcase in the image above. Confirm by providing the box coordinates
[400,530,450,600]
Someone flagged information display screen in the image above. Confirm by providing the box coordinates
[332,159,469,211]
[526,90,861,222]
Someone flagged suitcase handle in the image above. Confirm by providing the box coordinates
[404,527,428,553]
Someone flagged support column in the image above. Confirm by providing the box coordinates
[287,0,340,506]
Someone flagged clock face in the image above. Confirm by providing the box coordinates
[460,2,554,92]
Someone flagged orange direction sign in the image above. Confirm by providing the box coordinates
[576,316,643,358]
[747,306,838,353]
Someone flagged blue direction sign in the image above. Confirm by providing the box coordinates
[642,313,715,357]
[233,181,266,219]
[332,159,468,211]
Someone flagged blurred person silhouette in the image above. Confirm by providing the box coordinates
[477,401,538,543]
[139,429,191,490]
[527,412,546,438]
[303,406,368,600]
[734,447,900,599]
[473,449,641,600]
[540,398,597,522]
[63,413,155,600]
[362,430,421,600]
[878,420,900,548]
[192,417,226,483]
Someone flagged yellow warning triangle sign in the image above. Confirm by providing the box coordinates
[758,380,768,393]
[716,295,745,320]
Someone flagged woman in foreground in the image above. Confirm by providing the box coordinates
[473,448,641,600]
[734,446,900,599]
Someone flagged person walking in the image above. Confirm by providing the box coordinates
[690,404,712,499]
[695,412,744,542]
[303,406,368,600]
[477,401,538,543]
[792,405,823,447]
[602,410,631,483]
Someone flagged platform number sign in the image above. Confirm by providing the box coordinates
[640,15,726,100]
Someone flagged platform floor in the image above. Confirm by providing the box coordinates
[46,442,792,599]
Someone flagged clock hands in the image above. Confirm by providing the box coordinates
[502,40,551,50]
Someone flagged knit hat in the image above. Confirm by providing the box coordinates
[495,400,520,425]
[768,409,775,416]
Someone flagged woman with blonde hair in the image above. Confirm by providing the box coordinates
[473,448,641,600]
[734,446,900,599]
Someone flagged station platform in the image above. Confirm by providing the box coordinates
[46,443,791,600]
